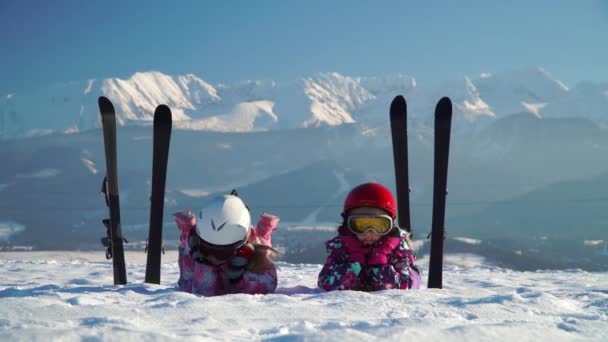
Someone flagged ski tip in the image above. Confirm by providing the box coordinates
[98,96,115,114]
[154,104,172,124]
[435,97,452,118]
[390,95,407,118]
[437,96,452,108]
[390,95,406,107]
[391,95,406,104]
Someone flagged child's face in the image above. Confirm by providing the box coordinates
[348,207,390,246]
[206,254,229,265]
[356,230,381,246]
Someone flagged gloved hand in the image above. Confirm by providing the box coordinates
[367,237,400,265]
[226,243,255,282]
[255,213,279,246]
[174,210,197,251]
[341,236,370,266]
[173,210,196,233]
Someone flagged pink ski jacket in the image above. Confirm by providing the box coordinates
[174,210,279,296]
[318,227,421,291]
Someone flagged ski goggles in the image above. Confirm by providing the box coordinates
[198,238,247,261]
[347,214,394,236]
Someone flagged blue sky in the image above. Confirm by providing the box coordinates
[1,0,607,94]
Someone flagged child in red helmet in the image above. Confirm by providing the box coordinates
[317,182,421,291]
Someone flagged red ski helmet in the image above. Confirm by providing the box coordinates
[343,182,397,218]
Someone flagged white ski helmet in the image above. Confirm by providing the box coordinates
[196,194,251,246]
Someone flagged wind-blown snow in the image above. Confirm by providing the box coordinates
[0,252,606,340]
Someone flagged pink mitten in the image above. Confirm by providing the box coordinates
[341,236,370,266]
[367,237,400,265]
[255,213,279,246]
[173,210,196,247]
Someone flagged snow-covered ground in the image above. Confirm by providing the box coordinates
[0,251,606,341]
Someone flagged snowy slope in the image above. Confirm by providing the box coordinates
[173,100,278,132]
[544,80,608,122]
[302,72,374,127]
[100,72,220,124]
[0,251,606,341]
[407,67,573,130]
[472,67,569,118]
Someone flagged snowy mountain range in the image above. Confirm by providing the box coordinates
[2,67,607,140]
[1,67,608,269]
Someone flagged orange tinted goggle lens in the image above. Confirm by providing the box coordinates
[347,215,393,235]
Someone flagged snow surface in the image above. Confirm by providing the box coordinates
[1,251,606,341]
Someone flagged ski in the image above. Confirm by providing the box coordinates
[389,95,411,233]
[145,105,172,284]
[98,96,128,285]
[428,97,453,289]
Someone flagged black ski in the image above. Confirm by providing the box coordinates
[389,95,411,233]
[428,97,453,289]
[98,96,128,285]
[145,105,172,284]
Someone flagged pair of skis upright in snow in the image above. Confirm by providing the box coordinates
[99,93,451,288]
[390,95,452,289]
[98,96,172,285]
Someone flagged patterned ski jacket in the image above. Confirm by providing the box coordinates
[174,210,279,296]
[318,227,421,291]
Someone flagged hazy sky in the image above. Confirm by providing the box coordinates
[2,0,607,94]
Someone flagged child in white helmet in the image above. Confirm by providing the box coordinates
[174,191,280,296]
